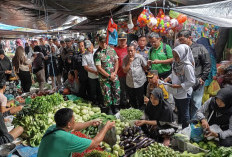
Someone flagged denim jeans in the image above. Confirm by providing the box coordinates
[190,84,205,120]
[174,94,191,129]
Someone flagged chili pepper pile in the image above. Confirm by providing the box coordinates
[71,131,103,157]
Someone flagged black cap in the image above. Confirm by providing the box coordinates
[65,38,71,42]
[118,32,127,39]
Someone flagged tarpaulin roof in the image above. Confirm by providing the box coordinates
[171,0,232,27]
[0,0,230,36]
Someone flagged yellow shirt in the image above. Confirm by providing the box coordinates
[146,83,169,100]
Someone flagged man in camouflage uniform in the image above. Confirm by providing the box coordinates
[94,34,120,114]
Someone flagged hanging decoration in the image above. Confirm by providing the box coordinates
[137,8,150,27]
[177,14,187,24]
[124,7,189,37]
[106,18,118,46]
[127,12,134,30]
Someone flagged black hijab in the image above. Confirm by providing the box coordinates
[145,88,174,122]
[211,86,232,114]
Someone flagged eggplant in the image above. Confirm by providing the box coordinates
[123,138,132,144]
[124,149,136,157]
[138,136,146,141]
[135,138,150,149]
[124,142,135,150]
[120,136,126,141]
[138,130,144,134]
[125,137,148,153]
[128,129,133,136]
[123,131,129,136]
[132,135,142,142]
[119,141,124,147]
[142,140,154,148]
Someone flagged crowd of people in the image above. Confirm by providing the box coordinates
[1,29,232,152]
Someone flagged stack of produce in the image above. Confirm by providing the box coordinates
[82,113,116,138]
[13,93,64,146]
[71,131,103,157]
[84,150,116,157]
[100,142,125,157]
[13,94,101,146]
[181,151,206,157]
[119,108,143,121]
[192,141,217,150]
[206,146,232,157]
[134,142,181,157]
[119,126,155,156]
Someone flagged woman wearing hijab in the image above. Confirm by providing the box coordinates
[12,46,34,93]
[196,86,232,147]
[135,88,175,146]
[164,44,195,129]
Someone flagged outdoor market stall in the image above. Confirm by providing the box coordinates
[0,0,232,157]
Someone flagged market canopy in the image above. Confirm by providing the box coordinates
[171,0,232,27]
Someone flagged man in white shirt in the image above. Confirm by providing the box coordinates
[82,40,103,106]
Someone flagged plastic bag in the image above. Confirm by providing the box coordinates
[66,95,80,101]
[180,125,191,139]
[202,87,210,104]
[208,80,220,96]
[190,122,204,142]
[98,124,117,147]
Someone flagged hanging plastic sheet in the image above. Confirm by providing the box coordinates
[171,0,232,27]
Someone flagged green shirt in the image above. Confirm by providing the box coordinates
[38,125,92,157]
[148,42,173,74]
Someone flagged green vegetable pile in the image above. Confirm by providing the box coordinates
[181,151,205,157]
[13,93,64,146]
[84,150,116,157]
[30,93,64,114]
[192,141,217,150]
[206,146,232,157]
[13,94,101,146]
[119,108,143,121]
[134,142,181,157]
[82,113,116,138]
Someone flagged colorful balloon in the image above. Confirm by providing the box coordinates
[169,10,180,19]
[147,17,157,28]
[177,14,187,24]
[164,15,170,22]
[157,9,164,17]
[176,23,183,31]
[170,19,179,28]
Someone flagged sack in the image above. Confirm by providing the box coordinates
[208,80,220,96]
[190,122,204,142]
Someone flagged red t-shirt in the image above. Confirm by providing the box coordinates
[114,46,127,77]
